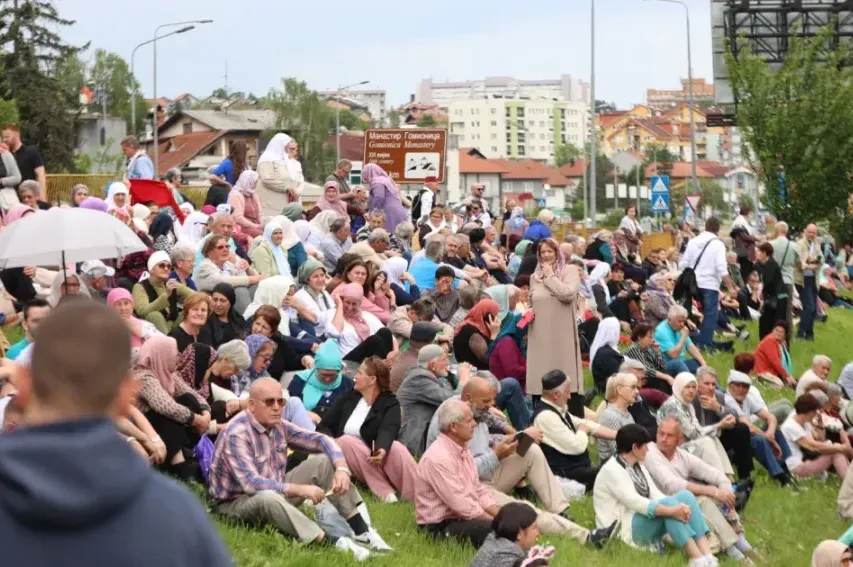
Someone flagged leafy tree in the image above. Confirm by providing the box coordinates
[595,100,617,113]
[388,109,401,128]
[90,49,146,136]
[210,87,228,99]
[417,114,438,128]
[554,141,582,167]
[738,193,756,213]
[0,0,86,172]
[642,142,677,177]
[337,108,370,132]
[570,199,584,220]
[726,23,853,229]
[0,98,17,125]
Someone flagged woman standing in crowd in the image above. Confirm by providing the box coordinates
[203,283,247,348]
[593,425,715,564]
[194,234,264,313]
[782,393,852,480]
[257,133,303,204]
[294,259,334,337]
[362,163,406,233]
[318,356,417,503]
[168,292,213,352]
[0,141,21,211]
[164,168,186,206]
[289,339,354,422]
[508,240,532,280]
[175,340,250,429]
[755,242,787,338]
[107,288,161,351]
[527,238,583,416]
[133,336,211,480]
[69,183,88,207]
[208,140,247,187]
[228,170,263,239]
[469,503,544,567]
[619,204,644,258]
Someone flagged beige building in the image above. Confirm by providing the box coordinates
[646,78,715,110]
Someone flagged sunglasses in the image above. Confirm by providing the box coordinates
[262,397,286,408]
[157,262,172,270]
[214,244,229,250]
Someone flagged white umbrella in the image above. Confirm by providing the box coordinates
[0,207,148,269]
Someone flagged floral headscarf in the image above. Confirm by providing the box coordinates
[533,238,565,279]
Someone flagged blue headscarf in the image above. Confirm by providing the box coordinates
[264,221,291,276]
[485,311,526,359]
[296,340,343,411]
[230,334,275,396]
[485,285,510,321]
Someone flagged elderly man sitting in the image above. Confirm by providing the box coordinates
[319,216,353,272]
[396,347,470,455]
[415,400,613,548]
[349,228,393,268]
[724,371,794,487]
[355,209,386,242]
[644,417,760,564]
[796,354,832,398]
[532,369,617,492]
[79,260,115,302]
[208,377,391,560]
[654,305,708,375]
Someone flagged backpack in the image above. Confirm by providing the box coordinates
[411,188,429,222]
[673,238,717,303]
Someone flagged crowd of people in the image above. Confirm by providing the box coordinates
[0,126,852,566]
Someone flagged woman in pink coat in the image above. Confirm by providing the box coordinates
[227,170,263,238]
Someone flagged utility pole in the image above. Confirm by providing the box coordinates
[589,0,597,227]
[223,60,229,112]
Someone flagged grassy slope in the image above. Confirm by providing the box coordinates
[213,309,853,566]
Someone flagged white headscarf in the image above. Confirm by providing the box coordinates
[589,317,620,364]
[243,275,296,334]
[309,210,340,235]
[581,262,611,304]
[672,372,698,404]
[179,211,209,247]
[259,133,302,182]
[293,219,323,257]
[269,216,301,250]
[47,272,91,307]
[104,182,129,211]
[380,257,408,288]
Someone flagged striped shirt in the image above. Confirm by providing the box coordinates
[624,343,670,394]
[415,433,496,525]
[208,410,344,502]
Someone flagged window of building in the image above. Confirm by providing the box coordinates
[182,122,192,134]
[517,107,525,117]
[99,127,106,146]
[491,120,497,126]
[539,121,545,127]
[506,133,512,142]
[491,108,497,114]
[518,146,526,156]
[507,145,513,154]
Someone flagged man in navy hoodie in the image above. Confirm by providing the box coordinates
[0,300,233,567]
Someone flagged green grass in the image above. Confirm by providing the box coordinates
[210,309,853,566]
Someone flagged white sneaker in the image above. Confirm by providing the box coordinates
[335,537,371,562]
[383,493,399,504]
[354,528,394,552]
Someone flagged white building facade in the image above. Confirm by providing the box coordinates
[418,75,590,106]
[448,98,588,164]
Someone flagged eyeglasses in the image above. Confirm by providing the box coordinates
[214,244,229,250]
[261,397,286,408]
[157,262,172,270]
[256,354,273,362]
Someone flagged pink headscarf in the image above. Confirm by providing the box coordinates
[338,282,371,341]
[316,180,348,216]
[534,238,566,279]
[107,288,143,347]
[134,336,180,396]
[4,204,35,226]
[361,163,401,199]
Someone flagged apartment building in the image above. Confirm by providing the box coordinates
[317,89,387,126]
[646,78,715,110]
[448,98,588,164]
[418,75,590,106]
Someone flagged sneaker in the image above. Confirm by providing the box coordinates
[586,520,616,548]
[383,493,399,504]
[335,537,371,562]
[354,528,393,552]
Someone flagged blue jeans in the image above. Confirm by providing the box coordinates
[796,276,817,338]
[496,378,531,429]
[665,358,700,376]
[697,288,720,348]
[751,428,791,477]
[632,490,709,548]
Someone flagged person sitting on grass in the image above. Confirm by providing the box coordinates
[5,298,49,360]
[644,417,760,564]
[107,288,162,353]
[592,424,716,566]
[796,354,833,398]
[781,393,853,480]
[469,502,552,567]
[654,305,708,376]
[132,251,194,334]
[208,377,392,561]
[752,321,795,388]
[0,300,232,567]
[289,339,353,423]
[624,321,676,396]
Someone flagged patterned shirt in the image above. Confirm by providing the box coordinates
[208,410,344,502]
[415,433,496,525]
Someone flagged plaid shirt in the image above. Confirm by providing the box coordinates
[208,411,344,502]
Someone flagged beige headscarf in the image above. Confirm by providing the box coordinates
[812,541,849,567]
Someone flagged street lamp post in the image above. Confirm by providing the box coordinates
[336,80,370,163]
[646,0,697,193]
[589,0,597,227]
[131,26,196,137]
[152,19,213,174]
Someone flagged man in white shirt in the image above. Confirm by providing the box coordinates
[723,371,794,486]
[796,354,832,398]
[679,216,737,349]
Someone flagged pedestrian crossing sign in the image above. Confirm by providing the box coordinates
[649,175,671,214]
[651,195,669,212]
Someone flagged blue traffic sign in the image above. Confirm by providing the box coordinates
[649,175,671,214]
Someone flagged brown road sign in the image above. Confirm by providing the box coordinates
[363,129,447,184]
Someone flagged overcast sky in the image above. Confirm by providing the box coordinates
[59,0,714,109]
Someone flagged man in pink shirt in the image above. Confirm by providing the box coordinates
[415,400,498,547]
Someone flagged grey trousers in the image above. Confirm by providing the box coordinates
[214,455,363,543]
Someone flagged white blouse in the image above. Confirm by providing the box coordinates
[294,288,335,336]
[343,398,372,438]
[323,310,383,356]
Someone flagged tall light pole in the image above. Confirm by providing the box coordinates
[152,19,213,174]
[646,0,697,193]
[589,0,597,227]
[336,80,370,163]
[130,26,194,137]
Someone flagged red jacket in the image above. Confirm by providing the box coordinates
[753,335,791,379]
[488,337,527,392]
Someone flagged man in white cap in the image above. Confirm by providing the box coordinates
[723,370,794,487]
[79,260,116,302]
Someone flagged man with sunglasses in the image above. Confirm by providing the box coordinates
[209,377,392,560]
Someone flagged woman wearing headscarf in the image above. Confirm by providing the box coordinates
[581,262,614,318]
[309,180,363,220]
[132,251,193,334]
[330,258,393,324]
[148,212,176,254]
[175,340,250,429]
[657,373,736,475]
[249,305,315,382]
[590,318,624,395]
[178,210,209,248]
[227,170,263,239]
[69,183,89,207]
[294,259,335,338]
[133,336,211,480]
[3,203,34,226]
[502,206,529,244]
[289,339,354,421]
[812,541,851,567]
[79,196,109,213]
[252,217,308,278]
[644,272,677,329]
[280,202,304,222]
[203,282,247,348]
[381,256,420,306]
[325,283,397,363]
[752,322,795,388]
[228,334,276,398]
[309,209,340,241]
[487,300,529,392]
[362,163,406,233]
[293,219,323,260]
[452,298,501,368]
[107,288,162,352]
[104,181,131,216]
[131,203,152,233]
[257,133,303,205]
[508,240,532,280]
[318,356,417,503]
[46,271,91,307]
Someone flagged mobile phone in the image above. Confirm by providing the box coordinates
[517,310,534,330]
[514,431,534,457]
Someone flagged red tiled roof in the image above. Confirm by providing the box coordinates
[644,161,718,179]
[490,159,570,186]
[696,160,730,177]
[558,159,587,178]
[458,149,511,174]
[156,130,226,176]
